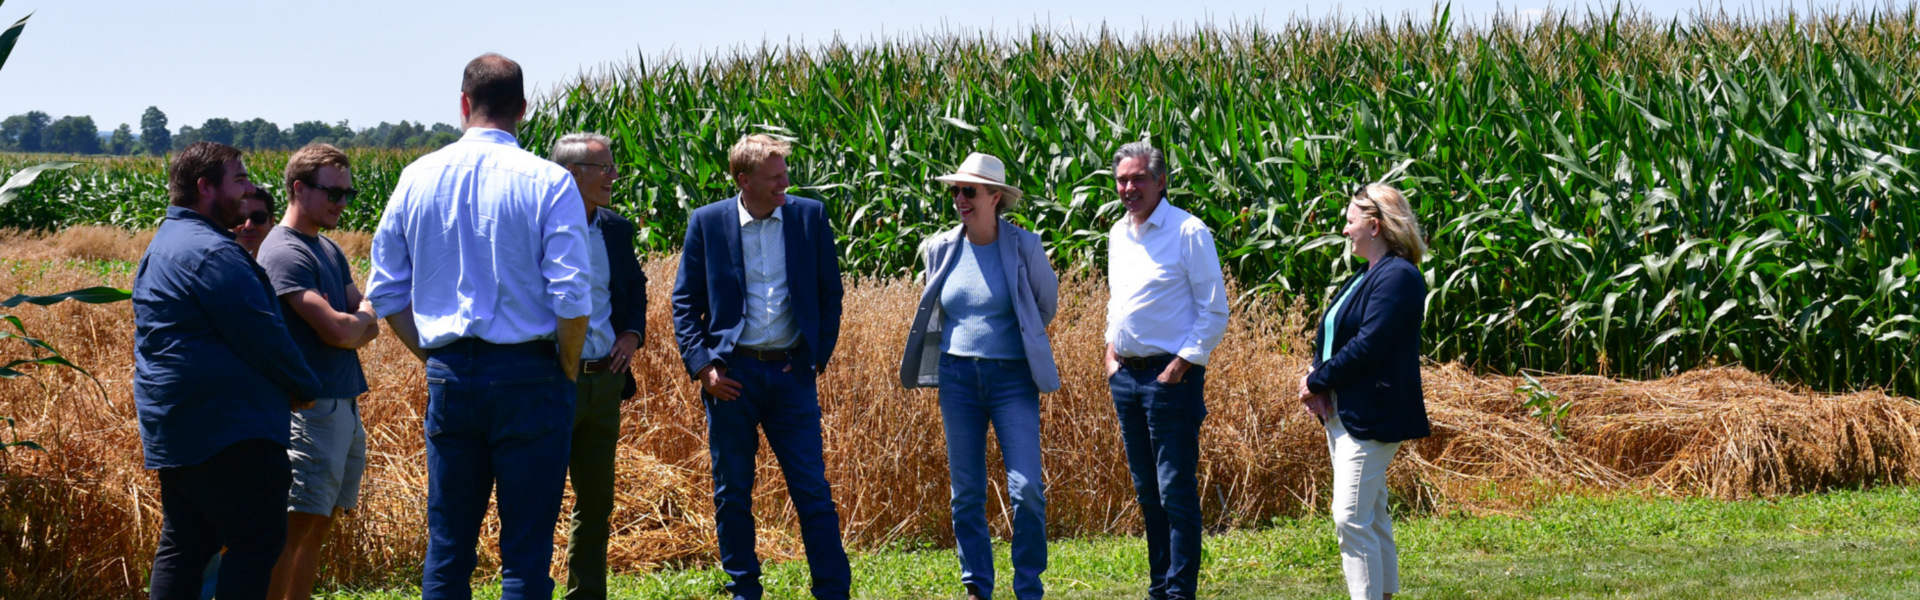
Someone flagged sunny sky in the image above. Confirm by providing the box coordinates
[0,0,1862,134]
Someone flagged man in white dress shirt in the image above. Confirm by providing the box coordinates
[1102,141,1230,600]
[365,53,593,600]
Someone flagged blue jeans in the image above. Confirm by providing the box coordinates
[938,355,1048,600]
[1108,355,1207,600]
[421,340,576,600]
[705,354,851,600]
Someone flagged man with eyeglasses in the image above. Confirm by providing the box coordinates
[256,143,378,600]
[548,132,647,600]
[232,188,277,258]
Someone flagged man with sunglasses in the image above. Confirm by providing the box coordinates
[232,189,277,258]
[255,142,378,600]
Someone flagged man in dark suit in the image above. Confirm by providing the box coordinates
[671,134,849,600]
[551,133,648,600]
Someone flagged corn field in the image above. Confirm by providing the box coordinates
[6,6,1920,396]
[0,149,426,232]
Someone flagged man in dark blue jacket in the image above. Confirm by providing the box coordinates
[135,141,323,600]
[671,134,848,600]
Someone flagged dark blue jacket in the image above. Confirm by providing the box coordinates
[594,206,649,398]
[1308,254,1432,443]
[134,206,323,469]
[671,195,845,377]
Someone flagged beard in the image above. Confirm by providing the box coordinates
[207,187,248,230]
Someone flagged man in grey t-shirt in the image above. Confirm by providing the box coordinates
[257,143,379,600]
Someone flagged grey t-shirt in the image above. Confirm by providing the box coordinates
[258,225,370,398]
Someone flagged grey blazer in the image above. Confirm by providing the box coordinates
[899,220,1062,392]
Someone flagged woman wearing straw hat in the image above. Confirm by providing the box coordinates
[899,152,1060,600]
[1299,183,1434,600]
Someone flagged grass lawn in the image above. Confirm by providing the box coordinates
[322,486,1920,599]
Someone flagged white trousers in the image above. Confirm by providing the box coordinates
[1325,404,1403,600]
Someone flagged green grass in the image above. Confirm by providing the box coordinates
[318,486,1920,599]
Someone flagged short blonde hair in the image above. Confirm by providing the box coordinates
[1351,183,1428,265]
[284,143,350,191]
[728,134,792,179]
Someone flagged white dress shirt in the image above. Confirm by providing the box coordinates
[366,127,593,349]
[736,197,799,350]
[1105,198,1230,365]
[582,218,615,360]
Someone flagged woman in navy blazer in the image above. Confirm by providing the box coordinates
[1300,183,1431,600]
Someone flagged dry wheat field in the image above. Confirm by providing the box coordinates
[2,227,1918,597]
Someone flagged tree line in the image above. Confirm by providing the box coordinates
[0,106,461,155]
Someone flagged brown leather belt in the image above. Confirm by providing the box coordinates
[733,346,793,362]
[1119,354,1172,371]
[581,357,616,374]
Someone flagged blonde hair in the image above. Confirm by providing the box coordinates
[1351,183,1428,265]
[728,134,792,179]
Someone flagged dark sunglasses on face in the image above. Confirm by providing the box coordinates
[950,185,979,200]
[245,211,272,227]
[302,179,359,204]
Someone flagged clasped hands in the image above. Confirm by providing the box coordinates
[1298,370,1331,420]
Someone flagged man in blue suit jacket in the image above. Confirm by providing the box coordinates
[671,134,849,600]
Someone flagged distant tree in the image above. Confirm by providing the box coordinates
[0,111,51,152]
[233,118,283,150]
[43,116,101,154]
[108,124,136,155]
[287,120,332,147]
[139,106,170,155]
[197,118,235,146]
[172,125,201,151]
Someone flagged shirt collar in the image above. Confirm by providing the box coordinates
[1129,197,1174,236]
[737,196,784,226]
[165,205,237,239]
[461,127,520,147]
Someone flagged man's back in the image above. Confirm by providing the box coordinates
[365,128,592,349]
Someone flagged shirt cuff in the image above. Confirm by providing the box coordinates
[1177,347,1211,367]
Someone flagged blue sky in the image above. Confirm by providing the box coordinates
[0,0,1859,133]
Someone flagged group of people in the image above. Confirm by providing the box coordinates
[131,52,1433,600]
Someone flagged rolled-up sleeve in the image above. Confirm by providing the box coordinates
[541,177,593,320]
[1177,225,1230,365]
[366,187,413,319]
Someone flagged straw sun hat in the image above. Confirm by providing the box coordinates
[934,152,1024,207]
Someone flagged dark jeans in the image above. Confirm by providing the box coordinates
[705,353,851,600]
[1108,355,1208,600]
[938,355,1047,600]
[149,438,292,600]
[422,340,576,600]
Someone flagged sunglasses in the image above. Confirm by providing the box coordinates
[302,180,360,205]
[949,185,979,199]
[244,211,271,227]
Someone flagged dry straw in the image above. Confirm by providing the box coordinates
[2,235,1918,596]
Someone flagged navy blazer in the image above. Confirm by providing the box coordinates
[594,207,649,398]
[1308,254,1432,443]
[671,194,845,378]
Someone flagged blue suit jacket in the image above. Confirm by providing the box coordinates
[1308,254,1432,443]
[671,194,845,378]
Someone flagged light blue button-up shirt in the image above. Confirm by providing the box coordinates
[736,197,800,349]
[582,218,615,360]
[366,128,593,349]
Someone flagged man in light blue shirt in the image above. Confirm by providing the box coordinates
[365,53,592,600]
